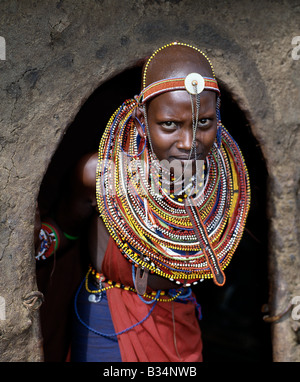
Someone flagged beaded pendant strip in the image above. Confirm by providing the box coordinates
[96,98,250,287]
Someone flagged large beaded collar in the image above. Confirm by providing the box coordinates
[96,43,251,291]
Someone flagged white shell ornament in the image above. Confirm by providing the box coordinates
[88,293,102,303]
[184,73,205,95]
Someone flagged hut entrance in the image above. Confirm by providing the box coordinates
[36,66,272,362]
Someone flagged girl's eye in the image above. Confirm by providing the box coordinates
[161,121,177,129]
[198,118,210,128]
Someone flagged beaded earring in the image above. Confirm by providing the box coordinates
[120,116,147,158]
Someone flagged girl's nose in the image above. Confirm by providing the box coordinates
[176,126,197,152]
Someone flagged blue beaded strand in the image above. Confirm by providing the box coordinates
[74,276,157,340]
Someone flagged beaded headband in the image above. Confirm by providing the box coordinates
[139,42,220,104]
[139,75,220,104]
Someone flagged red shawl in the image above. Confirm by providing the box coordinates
[102,237,203,362]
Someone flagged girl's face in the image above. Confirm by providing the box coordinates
[144,89,217,163]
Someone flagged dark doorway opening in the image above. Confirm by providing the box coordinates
[37,65,272,362]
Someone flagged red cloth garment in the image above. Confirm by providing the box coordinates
[102,237,203,362]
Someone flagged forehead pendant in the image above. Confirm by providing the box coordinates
[184,73,205,95]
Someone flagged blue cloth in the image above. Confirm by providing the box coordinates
[71,278,122,362]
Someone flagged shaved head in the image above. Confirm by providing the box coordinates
[142,43,215,90]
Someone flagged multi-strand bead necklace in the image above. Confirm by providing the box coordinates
[96,97,250,287]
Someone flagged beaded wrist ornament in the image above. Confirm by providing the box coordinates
[96,42,251,288]
[35,222,60,261]
[35,222,79,261]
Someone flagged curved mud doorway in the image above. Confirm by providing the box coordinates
[36,66,272,362]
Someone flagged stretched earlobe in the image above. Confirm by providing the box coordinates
[133,106,146,138]
[135,117,146,138]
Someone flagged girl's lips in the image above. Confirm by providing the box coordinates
[169,154,203,162]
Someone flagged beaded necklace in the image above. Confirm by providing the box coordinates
[85,266,183,303]
[96,43,250,288]
[96,99,250,288]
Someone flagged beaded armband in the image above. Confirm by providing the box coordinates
[35,222,60,261]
